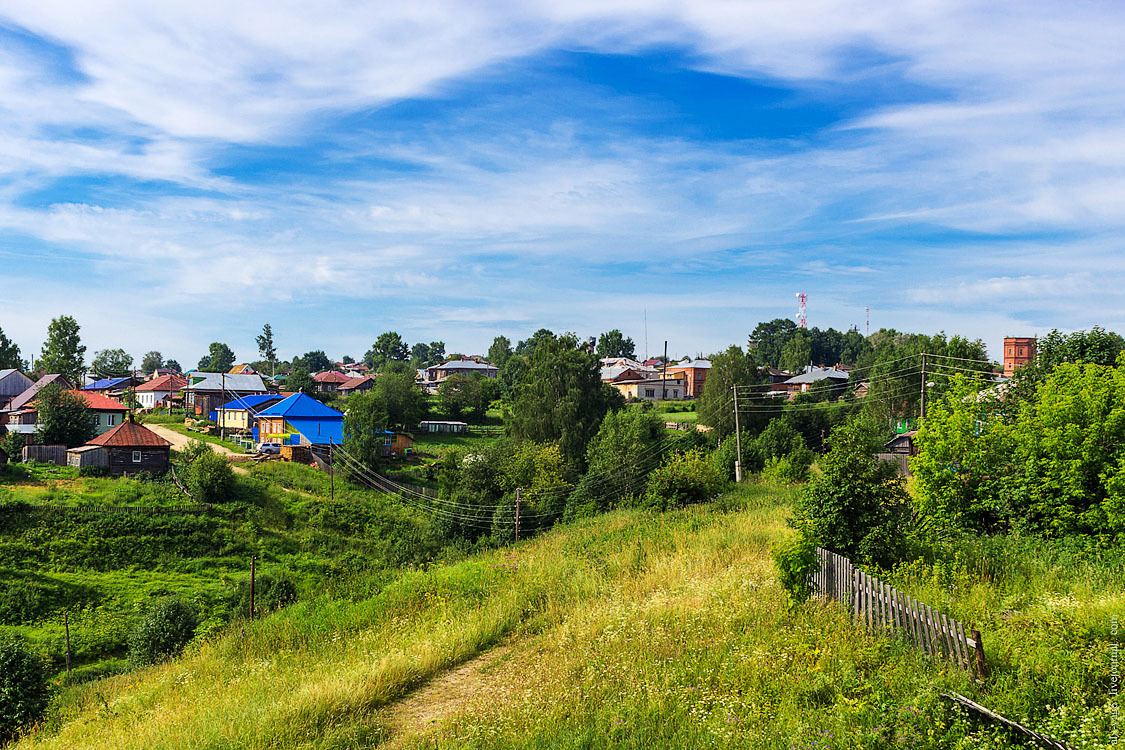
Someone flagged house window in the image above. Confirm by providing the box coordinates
[132,451,142,463]
[383,437,392,447]
[644,389,655,398]
[94,414,101,426]
[107,414,116,426]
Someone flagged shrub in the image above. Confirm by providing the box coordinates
[77,465,110,478]
[794,421,911,568]
[227,572,299,619]
[714,431,764,480]
[128,597,199,666]
[773,532,820,608]
[644,448,725,511]
[0,634,50,741]
[185,450,234,503]
[762,446,815,484]
[0,433,24,464]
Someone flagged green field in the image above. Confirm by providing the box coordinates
[7,476,1117,749]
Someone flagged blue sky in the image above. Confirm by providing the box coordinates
[2,1,1124,366]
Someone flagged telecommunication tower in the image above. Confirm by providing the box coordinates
[865,306,870,336]
[795,292,807,329]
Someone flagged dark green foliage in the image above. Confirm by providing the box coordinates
[697,345,769,439]
[644,448,725,511]
[38,315,86,384]
[437,374,489,421]
[773,532,819,608]
[365,332,409,369]
[255,324,277,375]
[0,433,24,463]
[514,328,555,357]
[567,409,666,517]
[0,634,50,741]
[0,574,98,626]
[595,329,635,359]
[165,359,181,374]
[128,597,199,666]
[227,572,298,619]
[794,421,911,567]
[298,350,332,373]
[487,336,512,369]
[713,432,763,480]
[140,351,164,375]
[185,450,234,504]
[342,390,390,473]
[507,332,616,469]
[374,371,427,429]
[197,342,235,373]
[0,327,22,371]
[90,348,133,379]
[286,366,315,395]
[78,465,109,478]
[410,341,445,367]
[35,382,95,448]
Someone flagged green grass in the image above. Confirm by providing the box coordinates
[412,431,501,454]
[12,481,1118,750]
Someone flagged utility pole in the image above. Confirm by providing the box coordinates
[64,611,72,675]
[514,487,521,542]
[220,372,227,441]
[249,555,256,620]
[662,340,668,401]
[329,437,334,500]
[920,352,927,421]
[733,385,743,483]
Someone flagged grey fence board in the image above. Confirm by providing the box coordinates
[812,547,986,679]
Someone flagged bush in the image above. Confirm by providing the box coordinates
[644,448,725,511]
[128,597,199,666]
[77,465,110,478]
[794,422,911,568]
[0,635,50,741]
[762,447,815,484]
[185,450,234,503]
[227,572,299,619]
[0,433,24,464]
[714,432,764,480]
[774,532,820,609]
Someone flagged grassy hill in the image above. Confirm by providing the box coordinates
[10,479,1119,749]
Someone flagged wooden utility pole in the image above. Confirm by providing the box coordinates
[64,611,72,674]
[732,385,742,483]
[920,352,927,421]
[249,555,256,620]
[662,341,668,401]
[220,372,227,441]
[329,437,334,500]
[514,487,521,542]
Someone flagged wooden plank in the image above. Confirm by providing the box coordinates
[955,619,969,668]
[941,693,1074,750]
[940,612,953,662]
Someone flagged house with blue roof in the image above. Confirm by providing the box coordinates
[253,393,345,447]
[83,376,138,395]
[215,394,288,432]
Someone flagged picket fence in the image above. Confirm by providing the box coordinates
[812,547,989,680]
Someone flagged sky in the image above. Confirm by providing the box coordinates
[2,0,1124,367]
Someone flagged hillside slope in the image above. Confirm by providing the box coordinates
[15,483,1116,749]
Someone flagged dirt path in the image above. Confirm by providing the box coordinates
[380,645,516,746]
[143,423,239,455]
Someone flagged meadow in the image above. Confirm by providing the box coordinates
[7,477,1118,749]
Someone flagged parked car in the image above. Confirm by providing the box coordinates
[256,443,280,455]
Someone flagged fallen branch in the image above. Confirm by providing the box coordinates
[941,693,1074,750]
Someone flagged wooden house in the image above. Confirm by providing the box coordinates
[80,416,171,476]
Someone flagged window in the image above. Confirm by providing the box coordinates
[94,414,101,426]
[132,451,142,463]
[644,389,655,398]
[107,414,116,426]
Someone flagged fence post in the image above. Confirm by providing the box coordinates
[250,556,256,621]
[64,611,72,675]
[971,629,990,681]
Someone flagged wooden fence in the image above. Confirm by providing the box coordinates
[6,503,213,515]
[22,445,68,465]
[812,547,988,680]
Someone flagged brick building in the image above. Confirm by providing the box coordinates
[1003,337,1036,377]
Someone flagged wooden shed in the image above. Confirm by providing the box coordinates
[83,416,172,476]
[67,445,107,469]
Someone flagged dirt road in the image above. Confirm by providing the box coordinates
[143,423,240,456]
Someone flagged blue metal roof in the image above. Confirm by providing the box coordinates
[83,377,132,390]
[286,417,344,445]
[219,394,282,411]
[256,392,344,420]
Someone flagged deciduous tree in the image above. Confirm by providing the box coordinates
[596,329,635,359]
[140,351,164,374]
[255,323,277,375]
[38,315,86,383]
[35,382,95,447]
[0,327,22,371]
[91,348,134,379]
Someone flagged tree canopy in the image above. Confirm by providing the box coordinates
[696,345,769,439]
[198,342,235,372]
[38,315,86,383]
[140,351,164,374]
[91,348,134,379]
[506,332,620,469]
[0,327,23,371]
[596,329,635,359]
[35,382,95,447]
[488,336,512,368]
[256,323,277,375]
[365,331,409,369]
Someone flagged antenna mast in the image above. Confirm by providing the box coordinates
[796,293,807,329]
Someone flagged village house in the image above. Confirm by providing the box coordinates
[215,394,288,433]
[253,392,344,447]
[183,372,269,417]
[0,369,34,410]
[663,358,711,398]
[67,416,172,476]
[338,375,375,397]
[419,360,499,391]
[609,374,687,401]
[134,374,188,410]
[7,390,129,443]
[780,366,850,400]
[312,371,350,393]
